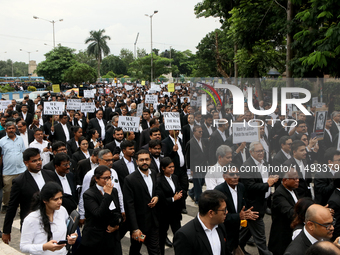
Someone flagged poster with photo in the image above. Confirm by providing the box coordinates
[314,110,327,138]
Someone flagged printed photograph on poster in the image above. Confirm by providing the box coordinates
[314,110,327,138]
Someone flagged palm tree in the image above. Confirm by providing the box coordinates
[85,29,111,77]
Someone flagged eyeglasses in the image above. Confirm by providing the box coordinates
[254,150,264,154]
[102,158,114,162]
[57,148,67,152]
[227,173,240,177]
[61,163,71,167]
[100,176,113,181]
[309,218,336,230]
[215,207,228,213]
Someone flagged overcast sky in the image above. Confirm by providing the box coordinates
[0,0,220,65]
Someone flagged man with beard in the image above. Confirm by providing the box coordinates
[105,127,125,161]
[112,140,138,188]
[148,139,163,174]
[124,149,161,255]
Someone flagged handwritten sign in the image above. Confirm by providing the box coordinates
[118,116,140,132]
[52,84,60,93]
[163,112,181,130]
[232,122,260,144]
[141,81,146,86]
[145,95,158,104]
[66,99,81,110]
[83,90,94,98]
[43,102,65,115]
[81,102,96,113]
[0,100,12,111]
[151,84,161,92]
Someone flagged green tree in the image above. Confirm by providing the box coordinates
[119,49,134,66]
[64,62,97,85]
[101,55,127,76]
[160,49,197,77]
[36,45,76,84]
[85,29,111,77]
[128,54,173,80]
[0,60,28,77]
[74,50,97,69]
[137,48,147,58]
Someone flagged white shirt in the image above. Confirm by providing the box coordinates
[81,150,90,159]
[29,171,45,191]
[197,213,221,255]
[194,136,203,151]
[217,128,226,142]
[251,156,271,198]
[29,140,52,167]
[165,175,176,193]
[205,163,225,190]
[204,123,213,135]
[20,131,29,149]
[303,226,318,244]
[97,118,105,140]
[90,159,98,171]
[79,167,124,219]
[294,158,306,179]
[227,184,238,212]
[55,171,72,195]
[281,149,291,160]
[115,140,124,159]
[138,168,153,197]
[285,187,298,203]
[325,129,332,142]
[61,123,70,141]
[169,136,185,167]
[123,157,135,174]
[153,156,160,172]
[20,206,69,255]
[95,184,116,210]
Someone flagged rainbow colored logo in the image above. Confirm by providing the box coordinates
[197,82,222,106]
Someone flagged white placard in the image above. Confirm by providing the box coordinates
[137,83,142,87]
[148,90,156,94]
[180,96,191,103]
[175,86,181,90]
[0,100,12,111]
[162,92,171,97]
[232,122,260,144]
[67,99,81,110]
[145,95,158,104]
[118,84,123,88]
[84,90,94,98]
[118,116,140,132]
[151,84,161,92]
[136,103,144,117]
[316,103,324,108]
[197,96,202,107]
[43,102,65,115]
[163,112,181,130]
[312,97,318,107]
[81,102,96,113]
[92,89,97,95]
[191,100,197,107]
[125,85,133,91]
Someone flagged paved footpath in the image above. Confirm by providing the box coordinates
[0,184,271,255]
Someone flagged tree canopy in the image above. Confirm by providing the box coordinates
[64,62,97,85]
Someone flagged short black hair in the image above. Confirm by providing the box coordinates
[34,128,44,134]
[120,140,135,151]
[149,127,160,136]
[193,125,202,133]
[52,141,66,152]
[23,148,40,161]
[150,118,158,127]
[92,148,101,157]
[296,120,306,127]
[324,148,340,163]
[291,140,305,153]
[279,136,291,147]
[54,153,70,166]
[149,139,162,149]
[136,149,150,160]
[198,190,227,216]
[113,127,123,134]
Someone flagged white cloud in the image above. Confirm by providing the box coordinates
[0,0,220,65]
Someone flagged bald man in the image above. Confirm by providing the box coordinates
[284,204,338,255]
[305,241,340,255]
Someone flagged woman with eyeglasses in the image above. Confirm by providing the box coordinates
[72,136,93,163]
[157,157,183,255]
[78,165,122,255]
[20,182,77,255]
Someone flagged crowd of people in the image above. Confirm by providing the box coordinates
[0,81,340,255]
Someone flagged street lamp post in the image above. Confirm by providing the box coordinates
[145,11,158,83]
[20,49,38,78]
[33,16,63,48]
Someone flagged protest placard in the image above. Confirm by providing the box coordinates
[118,116,140,132]
[52,84,60,93]
[168,83,174,92]
[81,102,96,113]
[151,84,161,92]
[163,112,181,130]
[312,97,318,107]
[314,110,327,138]
[145,95,158,104]
[0,100,12,111]
[83,90,94,98]
[175,86,181,90]
[44,102,65,115]
[232,122,260,144]
[66,99,81,110]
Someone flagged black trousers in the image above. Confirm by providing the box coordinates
[159,216,181,255]
[129,226,161,255]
